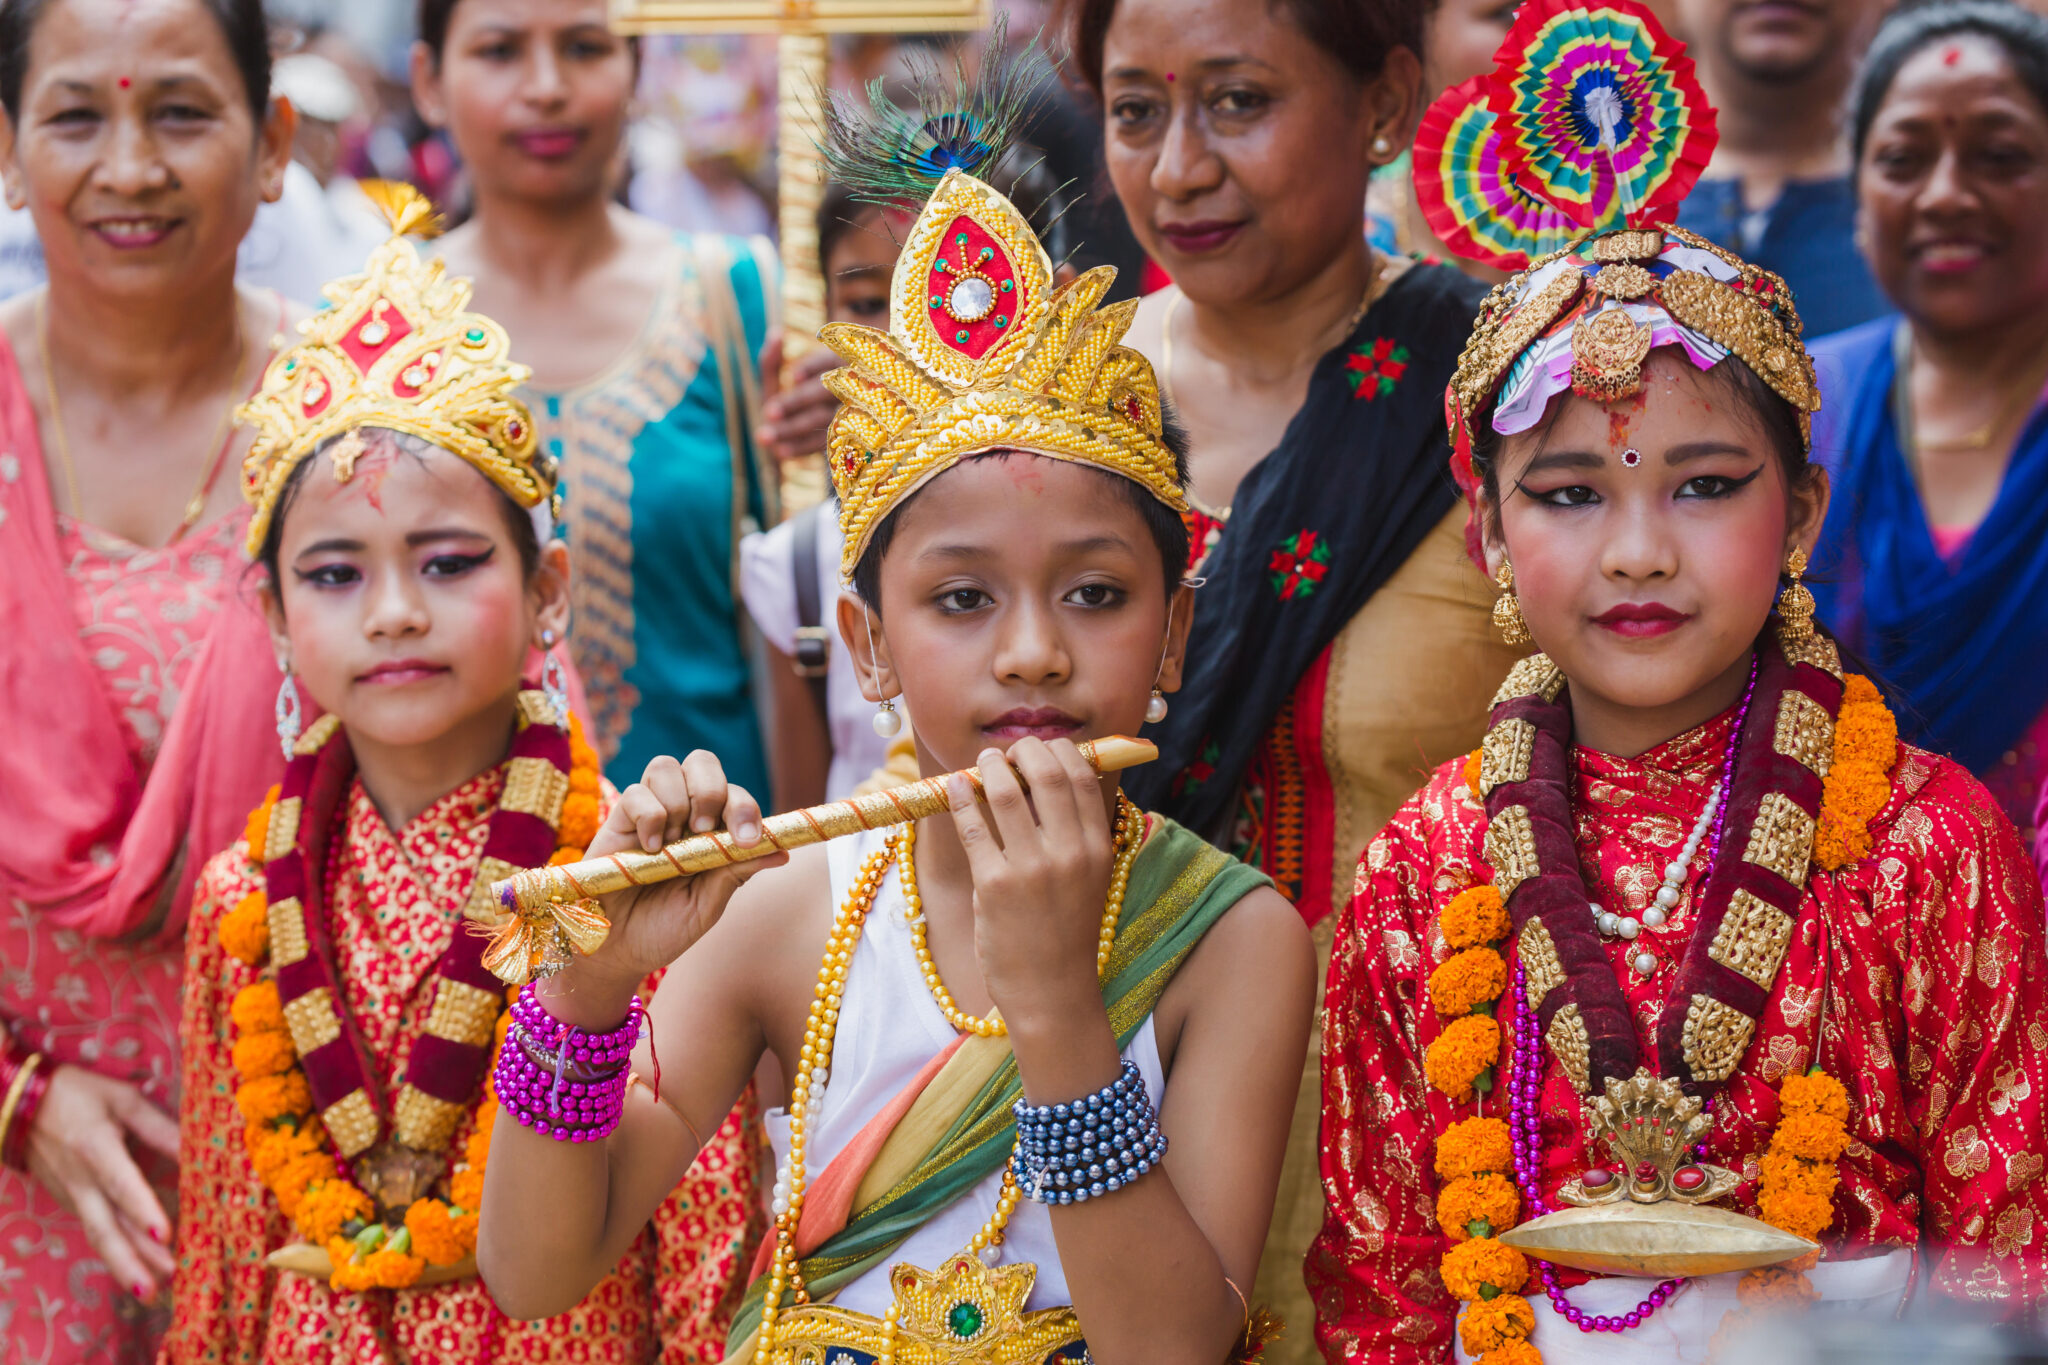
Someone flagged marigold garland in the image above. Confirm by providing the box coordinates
[1436,1116,1515,1182]
[1438,1172,1521,1243]
[1711,1069,1847,1352]
[1813,676,1897,871]
[1441,885,1511,952]
[1429,947,1510,1018]
[222,716,599,1292]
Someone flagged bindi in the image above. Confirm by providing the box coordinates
[1165,72,1176,82]
[1942,45,1963,66]
[117,76,131,89]
[1622,447,1642,468]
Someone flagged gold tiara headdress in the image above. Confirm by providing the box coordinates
[238,183,553,554]
[815,25,1183,580]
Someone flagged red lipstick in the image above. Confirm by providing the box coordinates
[512,128,585,160]
[1590,602,1692,638]
[983,707,1084,743]
[1156,219,1246,255]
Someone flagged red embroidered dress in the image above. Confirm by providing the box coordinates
[1309,711,2048,1361]
[166,769,763,1364]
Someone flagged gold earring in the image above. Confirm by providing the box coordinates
[1493,562,1533,647]
[1777,547,1816,642]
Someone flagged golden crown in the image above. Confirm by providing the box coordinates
[238,185,552,554]
[820,170,1186,579]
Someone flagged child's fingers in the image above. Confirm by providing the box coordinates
[1049,739,1113,848]
[678,750,731,835]
[640,755,697,847]
[977,746,1042,854]
[722,784,765,846]
[614,783,675,854]
[946,773,1007,883]
[1009,739,1080,850]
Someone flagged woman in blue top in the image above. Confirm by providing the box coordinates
[1808,0,2048,847]
[412,0,782,798]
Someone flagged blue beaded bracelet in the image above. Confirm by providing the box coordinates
[1011,1060,1168,1205]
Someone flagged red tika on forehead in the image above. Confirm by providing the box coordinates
[926,215,1025,361]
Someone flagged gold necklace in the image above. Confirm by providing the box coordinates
[1897,319,2048,454]
[36,290,250,544]
[761,835,1025,1348]
[900,794,1142,1039]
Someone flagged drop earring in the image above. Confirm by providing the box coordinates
[275,672,303,759]
[1145,689,1169,724]
[540,635,571,727]
[1493,562,1533,647]
[862,612,904,738]
[1777,547,1816,642]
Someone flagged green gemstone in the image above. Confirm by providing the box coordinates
[955,329,970,343]
[947,1301,984,1339]
[930,295,944,309]
[994,315,1008,328]
[934,260,949,273]
[955,232,969,245]
[979,246,994,261]
[1001,280,1014,293]
[464,326,486,344]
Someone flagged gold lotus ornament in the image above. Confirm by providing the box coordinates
[760,1253,1089,1364]
[1498,1069,1816,1278]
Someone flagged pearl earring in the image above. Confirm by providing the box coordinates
[1145,689,1169,724]
[1371,134,1393,158]
[873,697,903,738]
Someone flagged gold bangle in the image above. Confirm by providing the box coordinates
[0,1052,48,1160]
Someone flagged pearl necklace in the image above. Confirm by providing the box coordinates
[761,834,1024,1364]
[900,795,1142,1039]
[1596,658,1758,978]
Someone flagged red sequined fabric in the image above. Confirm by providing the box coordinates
[1309,715,2048,1361]
[164,771,763,1363]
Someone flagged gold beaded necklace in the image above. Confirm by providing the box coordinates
[760,833,1027,1363]
[899,794,1142,1039]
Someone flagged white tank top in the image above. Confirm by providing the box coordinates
[763,826,1166,1318]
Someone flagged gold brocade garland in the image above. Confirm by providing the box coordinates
[219,718,603,1291]
[1425,678,1898,1359]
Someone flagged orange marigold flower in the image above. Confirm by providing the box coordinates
[1758,1187,1835,1241]
[231,981,286,1035]
[1435,1117,1514,1182]
[1440,1237,1529,1301]
[1425,1014,1500,1100]
[1429,947,1508,1018]
[405,1199,472,1266]
[549,846,581,866]
[1460,1294,1537,1354]
[1813,806,1873,873]
[448,1167,484,1213]
[231,1030,299,1080]
[325,1237,371,1293]
[294,1179,374,1244]
[246,1121,318,1178]
[1438,1172,1520,1243]
[236,1071,312,1125]
[364,1246,426,1289]
[1440,885,1509,951]
[220,892,271,965]
[1736,1265,1819,1309]
[1779,1071,1850,1123]
[1758,1150,1838,1203]
[270,1151,337,1218]
[1773,1113,1850,1164]
[557,792,601,851]
[1477,1342,1542,1365]
[1462,749,1483,793]
[244,787,280,860]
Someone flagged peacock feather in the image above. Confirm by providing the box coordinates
[820,16,1052,209]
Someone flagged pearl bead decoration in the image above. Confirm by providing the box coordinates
[872,698,904,738]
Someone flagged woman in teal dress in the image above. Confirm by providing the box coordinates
[412,0,782,797]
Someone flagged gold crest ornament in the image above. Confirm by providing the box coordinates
[819,169,1186,579]
[237,183,555,555]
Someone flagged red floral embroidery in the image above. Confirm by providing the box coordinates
[1268,528,1333,600]
[1344,337,1410,400]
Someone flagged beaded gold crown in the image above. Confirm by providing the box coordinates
[820,169,1186,578]
[238,185,552,554]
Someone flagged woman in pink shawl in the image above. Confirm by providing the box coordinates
[0,0,295,1358]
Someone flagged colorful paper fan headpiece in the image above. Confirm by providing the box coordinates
[1434,0,1819,505]
[817,25,1185,581]
[1414,76,1584,272]
[1489,0,1717,231]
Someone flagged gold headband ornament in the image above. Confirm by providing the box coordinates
[237,183,556,555]
[814,30,1185,581]
[1410,0,1820,480]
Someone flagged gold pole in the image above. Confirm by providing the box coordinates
[774,30,831,510]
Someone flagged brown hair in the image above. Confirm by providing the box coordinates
[1058,0,1432,101]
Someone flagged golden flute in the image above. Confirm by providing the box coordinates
[488,733,1155,921]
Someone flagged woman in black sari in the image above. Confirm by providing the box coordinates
[1062,0,1524,1350]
